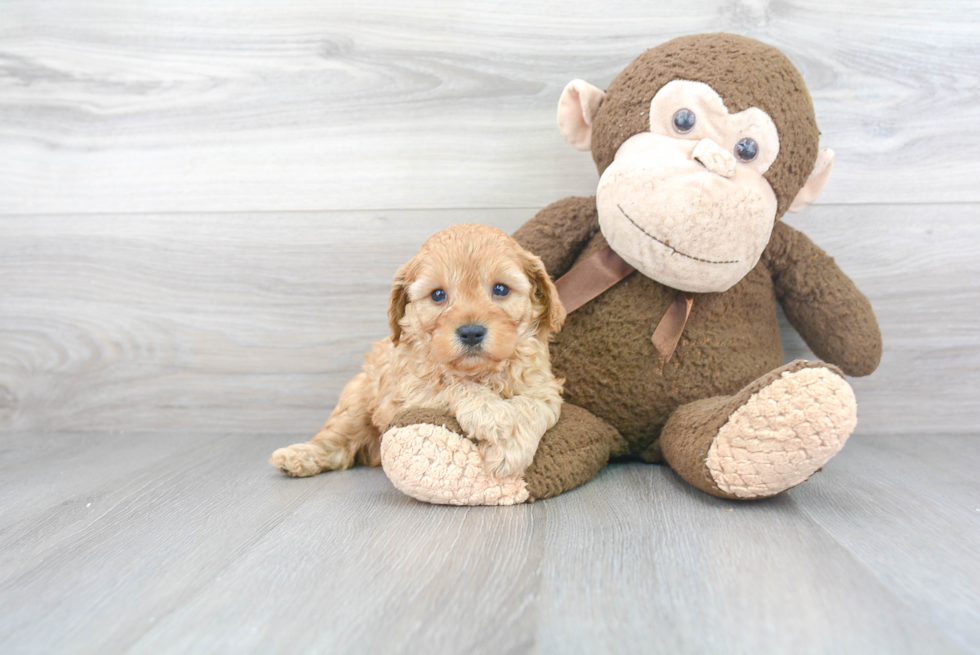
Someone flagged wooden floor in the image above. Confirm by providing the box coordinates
[3,1,980,653]
[0,432,976,654]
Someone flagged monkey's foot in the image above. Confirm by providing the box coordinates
[663,360,857,499]
[380,423,529,506]
[709,363,857,498]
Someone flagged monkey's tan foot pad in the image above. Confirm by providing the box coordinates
[380,423,529,506]
[706,366,857,499]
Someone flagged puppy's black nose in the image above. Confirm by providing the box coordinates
[456,324,486,347]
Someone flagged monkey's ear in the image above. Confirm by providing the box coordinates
[788,149,835,213]
[557,80,607,152]
[387,259,417,344]
[521,251,567,334]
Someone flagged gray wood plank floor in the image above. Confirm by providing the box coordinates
[0,432,977,655]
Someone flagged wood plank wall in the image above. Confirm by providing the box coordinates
[2,0,978,436]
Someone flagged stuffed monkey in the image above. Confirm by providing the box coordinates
[380,33,882,504]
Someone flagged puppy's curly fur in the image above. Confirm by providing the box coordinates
[270,224,566,479]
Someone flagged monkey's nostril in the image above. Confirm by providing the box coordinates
[692,139,735,178]
[456,324,487,347]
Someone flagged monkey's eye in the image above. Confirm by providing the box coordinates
[492,283,510,298]
[672,108,697,134]
[430,289,447,303]
[735,138,759,162]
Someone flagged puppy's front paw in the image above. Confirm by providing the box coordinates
[457,406,517,451]
[480,438,535,478]
[270,443,340,477]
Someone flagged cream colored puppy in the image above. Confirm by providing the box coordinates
[270,224,566,479]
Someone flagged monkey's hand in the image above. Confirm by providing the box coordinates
[764,221,882,376]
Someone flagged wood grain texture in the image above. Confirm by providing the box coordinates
[0,431,976,654]
[795,435,980,654]
[2,204,977,436]
[1,0,978,214]
[535,459,970,655]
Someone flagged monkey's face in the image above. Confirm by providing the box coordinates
[596,81,780,293]
[556,35,834,294]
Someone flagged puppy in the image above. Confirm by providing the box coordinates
[270,223,566,479]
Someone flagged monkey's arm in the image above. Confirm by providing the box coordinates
[512,196,601,278]
[763,221,882,377]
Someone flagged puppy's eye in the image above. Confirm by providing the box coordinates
[430,289,447,303]
[492,283,510,298]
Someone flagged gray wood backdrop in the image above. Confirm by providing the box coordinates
[2,0,979,438]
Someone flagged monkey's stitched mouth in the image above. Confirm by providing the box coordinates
[617,205,739,265]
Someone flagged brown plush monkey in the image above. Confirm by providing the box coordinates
[380,33,882,504]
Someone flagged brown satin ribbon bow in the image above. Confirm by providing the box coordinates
[554,246,694,362]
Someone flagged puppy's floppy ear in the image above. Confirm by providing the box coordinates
[388,257,419,344]
[520,250,566,334]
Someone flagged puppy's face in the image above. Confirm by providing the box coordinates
[388,224,565,375]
